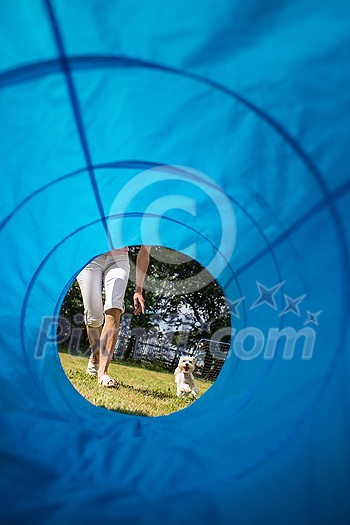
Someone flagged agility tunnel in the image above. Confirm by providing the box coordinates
[1,0,350,523]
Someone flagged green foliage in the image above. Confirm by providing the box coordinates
[59,280,89,350]
[59,246,231,354]
[127,246,231,347]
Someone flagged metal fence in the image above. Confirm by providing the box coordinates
[113,334,230,381]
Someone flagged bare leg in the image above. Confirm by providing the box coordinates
[98,308,122,379]
[86,325,102,363]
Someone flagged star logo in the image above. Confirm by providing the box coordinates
[303,310,322,326]
[249,281,285,310]
[228,297,245,318]
[279,294,306,317]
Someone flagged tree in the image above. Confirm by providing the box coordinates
[124,246,231,352]
[59,246,231,356]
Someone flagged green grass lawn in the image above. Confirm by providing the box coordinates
[59,351,213,417]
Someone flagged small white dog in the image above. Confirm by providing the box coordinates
[174,356,199,398]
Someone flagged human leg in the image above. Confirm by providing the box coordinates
[76,258,104,372]
[98,308,122,380]
[86,325,102,365]
[97,255,130,384]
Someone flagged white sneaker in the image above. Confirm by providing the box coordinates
[86,359,98,376]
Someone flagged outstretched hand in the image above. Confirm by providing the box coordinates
[133,292,145,315]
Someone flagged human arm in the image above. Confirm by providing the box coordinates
[133,245,151,315]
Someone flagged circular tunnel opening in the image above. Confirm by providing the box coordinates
[58,245,232,417]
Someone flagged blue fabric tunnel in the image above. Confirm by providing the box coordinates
[1,1,350,524]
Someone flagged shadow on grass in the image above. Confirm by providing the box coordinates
[99,405,150,417]
[117,380,177,400]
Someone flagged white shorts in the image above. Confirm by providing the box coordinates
[76,253,130,327]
